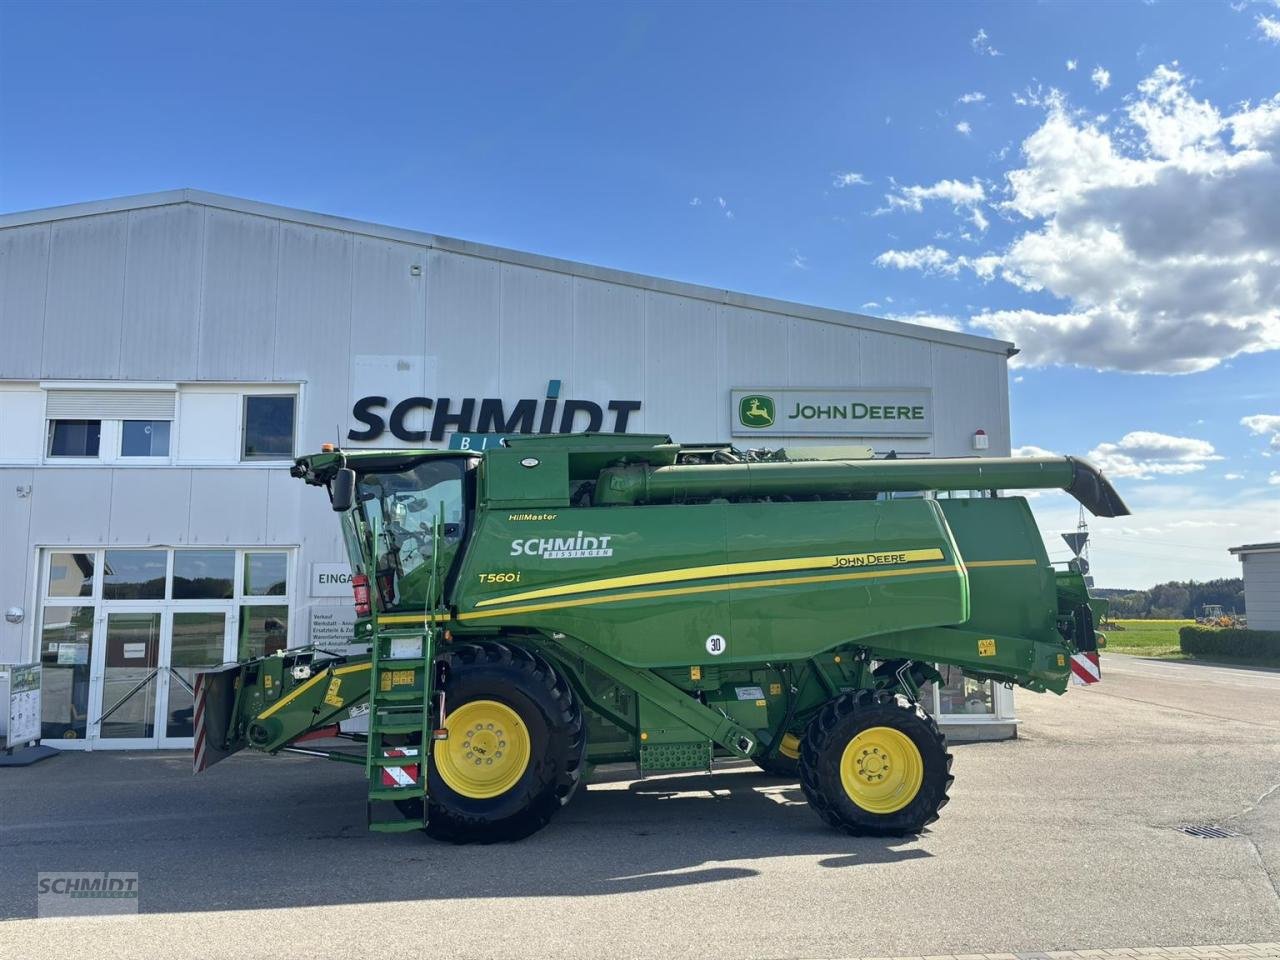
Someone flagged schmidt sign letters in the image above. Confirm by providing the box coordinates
[732,387,932,438]
[349,379,642,444]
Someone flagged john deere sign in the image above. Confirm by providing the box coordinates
[731,388,932,438]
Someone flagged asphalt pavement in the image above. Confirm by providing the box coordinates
[1,654,1277,959]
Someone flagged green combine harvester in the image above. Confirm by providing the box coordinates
[194,433,1125,841]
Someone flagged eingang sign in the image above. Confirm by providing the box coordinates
[731,388,932,438]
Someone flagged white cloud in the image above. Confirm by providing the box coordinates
[1242,413,1280,449]
[971,28,1001,57]
[956,121,972,135]
[791,250,809,270]
[1258,14,1280,43]
[884,311,965,332]
[1271,472,1280,485]
[833,171,869,187]
[716,196,726,208]
[689,197,701,206]
[878,64,1280,374]
[1225,473,1245,480]
[1013,444,1057,458]
[958,91,986,104]
[1066,59,1078,72]
[1091,65,1111,91]
[874,246,958,274]
[885,178,986,211]
[1086,431,1222,479]
[875,245,1000,278]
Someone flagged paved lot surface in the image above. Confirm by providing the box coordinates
[1,655,1277,959]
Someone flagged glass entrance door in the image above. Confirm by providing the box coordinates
[161,612,229,747]
[94,611,163,745]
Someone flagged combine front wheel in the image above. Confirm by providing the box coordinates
[799,690,952,836]
[402,642,584,843]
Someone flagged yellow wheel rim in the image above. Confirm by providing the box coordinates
[433,699,531,800]
[839,726,924,814]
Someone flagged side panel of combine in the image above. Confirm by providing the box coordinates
[456,503,731,666]
[725,498,967,660]
[937,497,1060,645]
[455,497,969,665]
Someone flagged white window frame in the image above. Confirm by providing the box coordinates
[33,381,304,467]
[118,418,174,462]
[35,545,299,750]
[240,389,299,464]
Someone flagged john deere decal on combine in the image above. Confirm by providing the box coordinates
[194,434,1125,841]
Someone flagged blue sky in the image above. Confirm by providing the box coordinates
[2,0,1278,588]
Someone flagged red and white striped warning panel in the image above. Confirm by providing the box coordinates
[381,748,420,788]
[193,672,209,774]
[1070,651,1102,685]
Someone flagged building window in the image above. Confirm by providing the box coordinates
[242,395,295,460]
[937,667,995,715]
[47,419,101,457]
[38,546,295,745]
[101,550,167,600]
[172,550,234,600]
[244,551,288,596]
[121,420,171,457]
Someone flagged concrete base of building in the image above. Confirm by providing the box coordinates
[940,721,1017,742]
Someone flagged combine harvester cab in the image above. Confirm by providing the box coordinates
[196,434,1126,841]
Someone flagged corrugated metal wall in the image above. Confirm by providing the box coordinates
[0,198,1012,663]
[1241,553,1280,630]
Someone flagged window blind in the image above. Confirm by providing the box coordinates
[45,389,177,420]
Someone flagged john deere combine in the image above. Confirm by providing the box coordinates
[195,434,1125,841]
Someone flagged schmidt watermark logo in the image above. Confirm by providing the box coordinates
[38,872,139,917]
[738,394,775,428]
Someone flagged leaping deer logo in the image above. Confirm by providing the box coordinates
[739,395,775,428]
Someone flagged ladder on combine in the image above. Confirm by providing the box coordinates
[364,621,438,831]
[363,516,446,833]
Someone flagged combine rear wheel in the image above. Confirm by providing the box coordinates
[400,642,585,843]
[799,690,951,836]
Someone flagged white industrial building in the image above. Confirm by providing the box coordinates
[1229,543,1280,630]
[0,189,1018,751]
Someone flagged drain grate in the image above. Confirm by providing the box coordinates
[1178,824,1239,838]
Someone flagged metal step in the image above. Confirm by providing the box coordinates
[369,819,425,834]
[367,785,425,800]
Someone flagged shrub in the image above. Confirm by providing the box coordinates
[1179,626,1280,660]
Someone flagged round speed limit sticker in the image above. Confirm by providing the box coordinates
[705,634,727,656]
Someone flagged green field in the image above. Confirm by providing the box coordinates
[1101,619,1191,658]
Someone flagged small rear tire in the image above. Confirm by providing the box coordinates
[799,689,952,836]
[753,732,802,778]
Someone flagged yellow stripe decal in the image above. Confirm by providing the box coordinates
[474,548,947,608]
[255,669,330,720]
[457,563,961,622]
[372,557,1041,628]
[256,662,373,719]
[379,612,451,625]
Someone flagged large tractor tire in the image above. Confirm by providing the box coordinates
[402,641,585,843]
[798,689,952,836]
